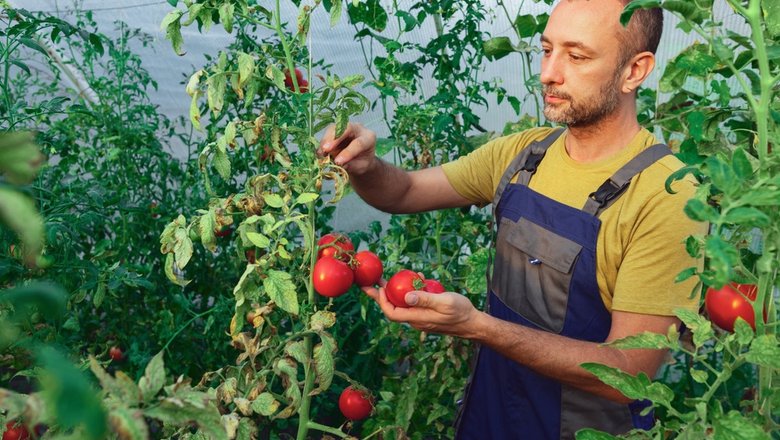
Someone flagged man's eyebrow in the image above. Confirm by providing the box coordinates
[540,35,597,55]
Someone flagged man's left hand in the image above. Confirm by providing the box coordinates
[361,282,483,339]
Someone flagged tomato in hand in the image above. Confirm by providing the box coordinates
[313,257,354,298]
[705,283,764,332]
[385,269,425,308]
[423,279,446,294]
[352,251,383,287]
[316,233,354,261]
[338,386,373,421]
[3,421,29,440]
[109,346,124,362]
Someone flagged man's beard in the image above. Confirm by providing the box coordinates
[542,69,623,127]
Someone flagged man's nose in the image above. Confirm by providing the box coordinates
[540,55,563,85]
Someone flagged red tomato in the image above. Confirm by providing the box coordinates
[705,283,765,332]
[316,233,354,262]
[3,421,30,440]
[352,251,383,287]
[109,346,124,362]
[284,68,308,92]
[313,257,354,298]
[385,269,425,308]
[423,279,446,294]
[214,227,233,238]
[338,386,373,421]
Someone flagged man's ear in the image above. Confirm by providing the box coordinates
[621,51,655,94]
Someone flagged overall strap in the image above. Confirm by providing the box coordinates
[486,128,565,300]
[491,128,565,216]
[582,143,672,217]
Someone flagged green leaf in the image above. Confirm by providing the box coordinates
[620,0,660,26]
[145,397,227,440]
[690,368,708,384]
[161,10,185,55]
[311,333,336,395]
[712,410,770,439]
[675,267,698,283]
[219,2,235,33]
[18,37,49,57]
[263,270,299,315]
[347,0,388,31]
[603,331,675,350]
[0,187,45,266]
[329,0,342,27]
[250,393,279,416]
[722,207,770,228]
[207,73,226,114]
[246,232,270,249]
[109,408,148,440]
[745,335,780,368]
[139,352,166,402]
[705,156,738,195]
[581,363,672,407]
[574,429,620,440]
[213,148,231,181]
[267,64,286,91]
[0,131,44,184]
[733,319,755,346]
[263,193,285,208]
[88,33,104,56]
[764,0,780,37]
[465,248,490,295]
[284,340,308,364]
[295,192,319,205]
[483,36,515,60]
[395,10,417,31]
[705,236,740,286]
[731,147,754,178]
[93,280,106,308]
[686,111,705,141]
[173,227,193,269]
[675,308,714,348]
[684,198,718,222]
[237,52,254,88]
[514,14,537,38]
[309,311,336,331]
[190,93,202,131]
[233,264,258,309]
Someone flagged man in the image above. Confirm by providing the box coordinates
[319,0,705,438]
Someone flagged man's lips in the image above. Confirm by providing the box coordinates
[544,94,567,104]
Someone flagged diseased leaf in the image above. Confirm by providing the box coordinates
[263,270,299,315]
[250,393,279,417]
[139,352,166,402]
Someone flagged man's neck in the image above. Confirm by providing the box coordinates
[564,110,642,163]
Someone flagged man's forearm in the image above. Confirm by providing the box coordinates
[468,312,657,403]
[349,158,414,214]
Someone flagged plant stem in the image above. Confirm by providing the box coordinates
[306,421,348,438]
[161,307,217,353]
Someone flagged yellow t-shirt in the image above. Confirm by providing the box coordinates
[442,127,706,315]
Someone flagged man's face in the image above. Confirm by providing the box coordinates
[539,0,628,127]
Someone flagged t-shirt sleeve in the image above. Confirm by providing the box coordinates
[440,138,501,206]
[611,173,708,316]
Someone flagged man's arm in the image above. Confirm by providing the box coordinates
[363,287,677,404]
[318,123,472,213]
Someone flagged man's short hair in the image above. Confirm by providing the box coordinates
[617,1,663,66]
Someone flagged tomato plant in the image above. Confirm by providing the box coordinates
[338,386,373,421]
[352,250,383,287]
[317,233,354,261]
[313,257,354,298]
[705,283,763,332]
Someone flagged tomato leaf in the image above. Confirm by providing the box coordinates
[218,2,235,33]
[675,308,714,349]
[246,232,270,249]
[311,332,336,395]
[250,393,279,417]
[745,335,780,368]
[160,10,185,55]
[294,192,319,205]
[139,352,166,402]
[329,0,342,27]
[712,411,770,440]
[284,341,308,364]
[237,52,254,88]
[263,193,285,208]
[263,270,299,315]
[309,310,336,331]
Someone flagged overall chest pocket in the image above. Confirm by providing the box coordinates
[492,216,583,333]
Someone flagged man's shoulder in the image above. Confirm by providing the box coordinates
[480,126,562,157]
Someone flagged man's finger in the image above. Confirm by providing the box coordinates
[361,285,380,301]
[321,122,355,153]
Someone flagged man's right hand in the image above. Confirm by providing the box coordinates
[317,122,378,176]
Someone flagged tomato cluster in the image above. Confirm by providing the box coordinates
[312,234,384,298]
[386,269,446,308]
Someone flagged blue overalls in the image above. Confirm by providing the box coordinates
[455,129,671,439]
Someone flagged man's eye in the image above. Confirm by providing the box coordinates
[542,48,551,55]
[570,53,585,61]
